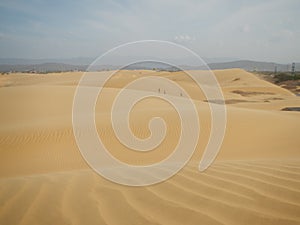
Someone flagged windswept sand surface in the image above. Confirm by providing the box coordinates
[0,69,300,225]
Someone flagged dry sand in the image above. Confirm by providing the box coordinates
[0,69,300,225]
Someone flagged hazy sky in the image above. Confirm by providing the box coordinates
[0,0,299,63]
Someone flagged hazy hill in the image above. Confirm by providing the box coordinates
[0,58,298,73]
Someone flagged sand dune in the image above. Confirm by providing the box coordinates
[1,161,300,225]
[0,69,300,225]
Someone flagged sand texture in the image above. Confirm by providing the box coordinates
[0,69,300,225]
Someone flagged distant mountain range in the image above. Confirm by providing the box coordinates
[0,58,298,73]
[202,60,300,71]
[181,60,299,72]
[0,57,95,66]
[0,63,88,73]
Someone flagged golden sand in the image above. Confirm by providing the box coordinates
[0,69,300,225]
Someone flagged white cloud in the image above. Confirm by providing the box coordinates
[0,0,299,62]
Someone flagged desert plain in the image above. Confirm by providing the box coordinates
[0,69,300,225]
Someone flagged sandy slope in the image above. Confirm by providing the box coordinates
[0,69,300,225]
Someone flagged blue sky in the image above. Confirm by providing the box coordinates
[0,0,299,63]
